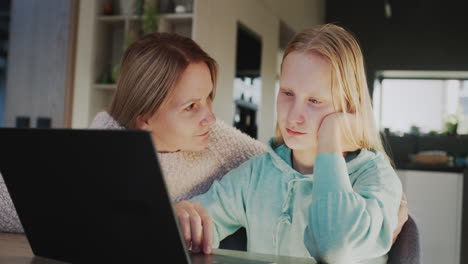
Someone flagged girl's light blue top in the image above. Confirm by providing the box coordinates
[191,139,402,263]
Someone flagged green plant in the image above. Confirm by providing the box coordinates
[111,62,120,83]
[142,1,159,34]
[112,32,133,83]
[409,125,420,135]
[109,0,159,84]
[443,114,459,136]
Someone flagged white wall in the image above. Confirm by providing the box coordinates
[71,0,97,128]
[262,0,325,32]
[194,0,324,143]
[6,0,75,128]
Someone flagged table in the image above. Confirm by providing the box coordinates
[0,233,316,264]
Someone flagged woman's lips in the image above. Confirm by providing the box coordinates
[197,131,209,137]
[286,128,307,136]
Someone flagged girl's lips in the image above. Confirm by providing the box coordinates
[286,128,307,136]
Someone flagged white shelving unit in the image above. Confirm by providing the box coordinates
[78,0,195,125]
[94,84,118,91]
[97,15,141,23]
[158,13,194,40]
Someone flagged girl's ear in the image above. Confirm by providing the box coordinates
[136,115,151,131]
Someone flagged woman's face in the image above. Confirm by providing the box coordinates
[277,51,336,151]
[137,62,216,152]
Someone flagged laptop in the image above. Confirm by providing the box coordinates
[0,128,273,264]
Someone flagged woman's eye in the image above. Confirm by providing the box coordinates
[184,103,195,111]
[283,91,293,96]
[309,98,320,104]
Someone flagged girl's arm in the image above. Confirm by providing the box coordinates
[173,161,252,254]
[304,113,402,262]
[306,152,402,262]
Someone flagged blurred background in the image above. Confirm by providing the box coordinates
[0,0,467,263]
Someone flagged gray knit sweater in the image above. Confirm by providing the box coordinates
[0,175,23,233]
[0,112,267,233]
[89,112,267,202]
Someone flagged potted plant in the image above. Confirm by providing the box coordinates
[111,0,159,83]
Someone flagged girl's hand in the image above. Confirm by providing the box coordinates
[174,200,214,254]
[317,112,362,154]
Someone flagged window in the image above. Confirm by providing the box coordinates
[373,71,468,135]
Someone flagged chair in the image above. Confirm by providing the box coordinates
[219,228,247,251]
[220,215,421,264]
[388,214,421,264]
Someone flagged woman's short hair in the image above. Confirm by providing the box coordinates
[109,32,218,128]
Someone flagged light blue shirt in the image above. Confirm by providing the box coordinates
[191,139,402,263]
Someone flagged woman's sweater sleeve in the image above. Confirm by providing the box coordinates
[305,153,402,263]
[0,173,24,233]
[211,121,267,173]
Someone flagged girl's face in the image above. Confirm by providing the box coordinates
[277,51,336,151]
[138,62,216,152]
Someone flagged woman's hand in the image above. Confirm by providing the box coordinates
[392,192,409,244]
[174,200,214,254]
[317,112,362,155]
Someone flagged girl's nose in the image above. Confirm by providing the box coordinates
[288,103,305,124]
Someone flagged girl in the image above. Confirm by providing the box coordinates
[174,24,403,264]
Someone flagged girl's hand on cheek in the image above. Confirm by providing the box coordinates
[317,112,361,155]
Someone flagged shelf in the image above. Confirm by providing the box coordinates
[97,13,193,23]
[236,69,260,78]
[160,13,193,21]
[158,13,193,39]
[398,163,467,173]
[84,7,194,125]
[234,99,258,111]
[97,15,141,23]
[94,83,117,91]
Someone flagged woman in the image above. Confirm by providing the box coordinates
[89,32,267,203]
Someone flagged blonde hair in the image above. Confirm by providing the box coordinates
[276,24,389,160]
[109,32,218,129]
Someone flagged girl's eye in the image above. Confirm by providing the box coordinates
[283,91,293,96]
[184,103,195,111]
[309,98,320,104]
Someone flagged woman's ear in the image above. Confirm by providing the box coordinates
[136,115,151,131]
